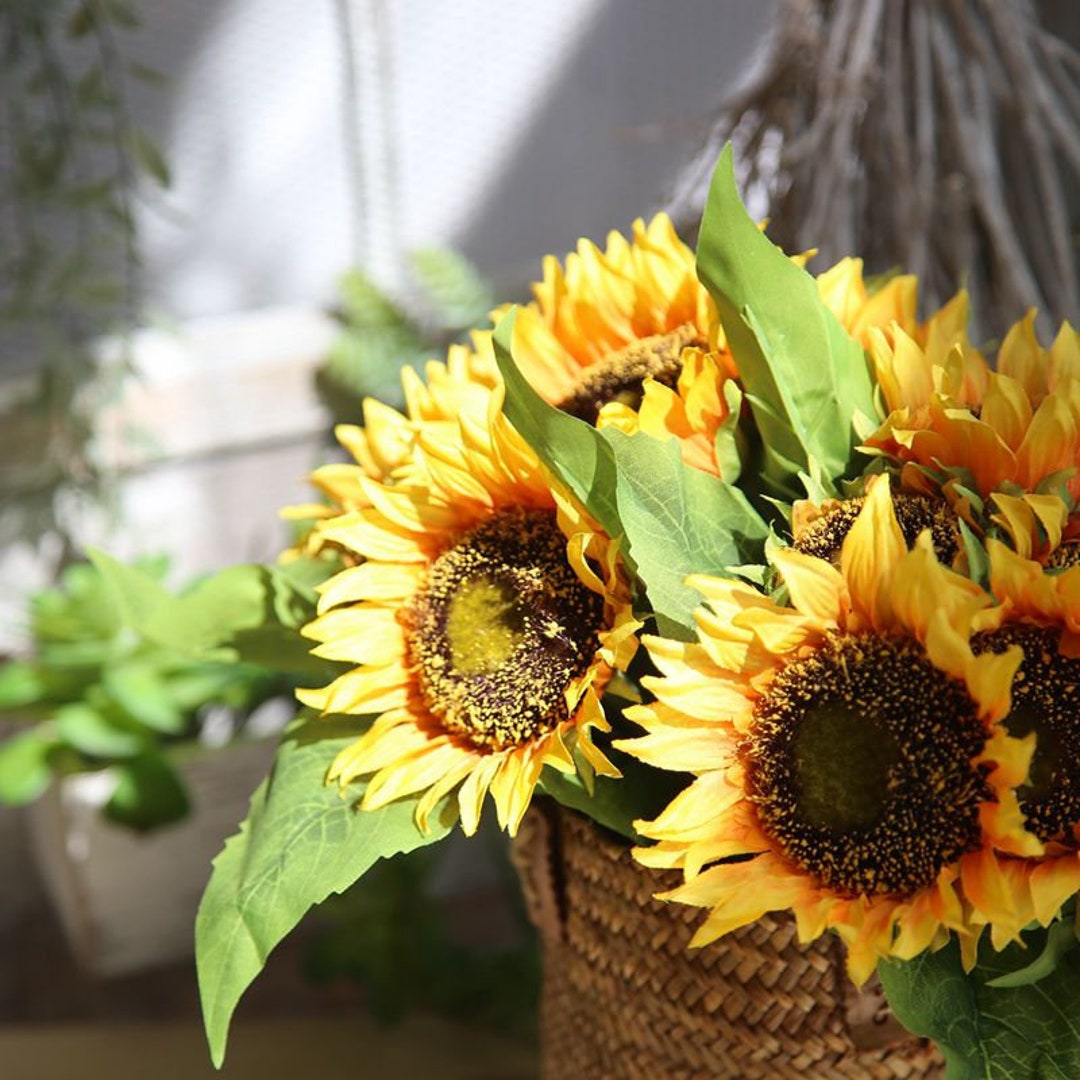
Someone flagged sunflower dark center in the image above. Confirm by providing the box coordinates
[792,701,900,831]
[558,323,704,424]
[793,493,960,566]
[973,624,1080,841]
[744,634,990,897]
[404,508,606,751]
[1046,543,1080,571]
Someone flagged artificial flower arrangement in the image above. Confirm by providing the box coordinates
[167,144,1080,1076]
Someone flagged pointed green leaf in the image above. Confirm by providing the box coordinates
[337,268,410,330]
[127,129,170,187]
[492,311,622,542]
[0,661,47,711]
[696,144,877,497]
[986,919,1080,989]
[85,549,175,637]
[196,714,455,1067]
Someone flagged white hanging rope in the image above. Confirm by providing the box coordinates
[335,0,405,293]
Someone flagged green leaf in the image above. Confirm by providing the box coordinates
[410,247,493,330]
[104,751,190,830]
[168,566,273,655]
[696,144,877,498]
[127,129,170,187]
[85,549,175,637]
[492,312,769,635]
[0,661,48,711]
[88,552,270,659]
[228,623,342,682]
[599,428,769,638]
[317,325,423,417]
[491,312,622,541]
[879,929,1080,1078]
[55,702,145,759]
[270,556,340,616]
[33,560,124,643]
[0,730,57,805]
[337,268,408,329]
[101,660,188,736]
[196,714,455,1067]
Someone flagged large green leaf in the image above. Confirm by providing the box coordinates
[879,928,1080,1078]
[196,713,454,1067]
[492,312,622,542]
[696,144,877,498]
[600,428,769,638]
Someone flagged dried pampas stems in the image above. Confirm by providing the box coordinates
[669,0,1080,342]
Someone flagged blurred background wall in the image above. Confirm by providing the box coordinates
[0,0,776,641]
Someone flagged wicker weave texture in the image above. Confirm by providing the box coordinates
[513,802,945,1080]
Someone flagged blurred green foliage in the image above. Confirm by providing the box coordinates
[317,247,494,422]
[0,552,340,830]
[304,836,540,1037]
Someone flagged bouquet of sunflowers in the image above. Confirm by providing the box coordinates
[184,145,1080,1077]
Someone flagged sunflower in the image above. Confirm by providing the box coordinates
[295,384,639,837]
[790,481,962,568]
[287,215,711,549]
[615,480,1037,984]
[954,539,1080,948]
[486,213,716,423]
[282,343,500,558]
[865,308,1080,508]
[599,258,919,477]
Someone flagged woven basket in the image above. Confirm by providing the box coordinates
[511,800,945,1080]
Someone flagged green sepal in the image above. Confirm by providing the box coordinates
[196,712,455,1068]
[696,144,878,498]
[985,918,1080,989]
[959,519,990,588]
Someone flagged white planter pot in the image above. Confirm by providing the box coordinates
[27,737,277,977]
